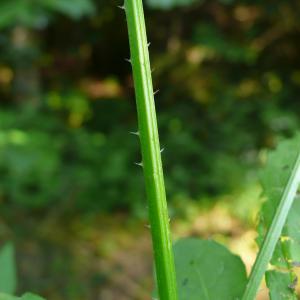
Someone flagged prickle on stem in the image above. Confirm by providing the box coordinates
[129,131,140,136]
[135,161,144,167]
[117,3,126,10]
[153,89,160,96]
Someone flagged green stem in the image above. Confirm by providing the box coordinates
[124,1,178,300]
[242,152,300,300]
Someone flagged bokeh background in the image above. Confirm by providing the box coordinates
[1,0,300,299]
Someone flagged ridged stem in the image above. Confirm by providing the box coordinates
[124,1,178,300]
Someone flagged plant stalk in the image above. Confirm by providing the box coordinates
[242,152,300,300]
[124,1,178,300]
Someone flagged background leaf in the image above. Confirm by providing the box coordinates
[0,243,17,294]
[265,271,297,300]
[257,134,300,298]
[169,238,247,300]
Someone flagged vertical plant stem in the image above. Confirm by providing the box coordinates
[242,152,300,300]
[124,1,178,300]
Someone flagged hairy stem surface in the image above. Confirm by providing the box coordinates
[124,1,178,299]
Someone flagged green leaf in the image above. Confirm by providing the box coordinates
[171,238,247,300]
[243,134,300,299]
[0,243,17,294]
[146,0,201,9]
[258,134,300,267]
[265,271,297,300]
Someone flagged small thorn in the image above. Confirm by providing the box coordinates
[125,58,132,64]
[129,131,140,136]
[117,4,125,10]
[151,68,155,73]
[144,224,151,229]
[154,89,160,96]
[160,148,165,153]
[135,162,143,167]
[148,42,151,47]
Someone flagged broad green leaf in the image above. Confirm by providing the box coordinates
[171,238,247,300]
[146,0,201,9]
[257,134,300,296]
[265,271,297,300]
[0,243,17,294]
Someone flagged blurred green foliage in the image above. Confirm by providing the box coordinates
[147,0,200,10]
[0,0,94,29]
[0,0,300,214]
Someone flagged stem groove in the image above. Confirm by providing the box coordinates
[124,1,178,300]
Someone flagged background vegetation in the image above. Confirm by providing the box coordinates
[0,0,300,299]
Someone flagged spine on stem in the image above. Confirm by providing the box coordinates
[124,1,178,300]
